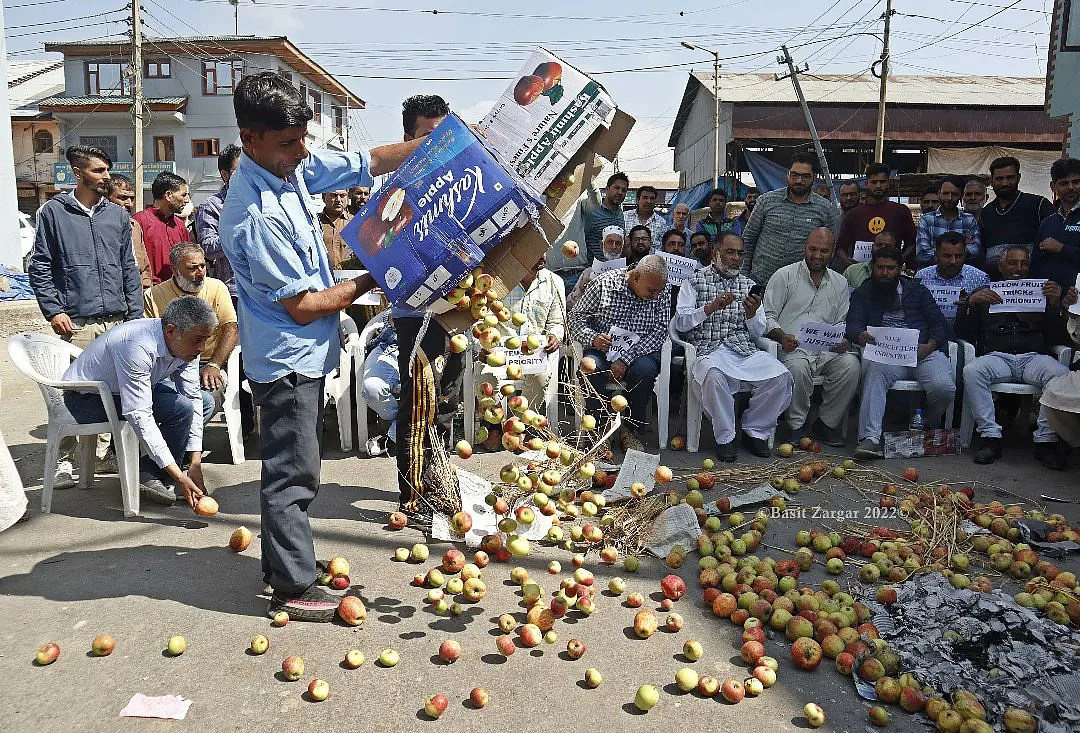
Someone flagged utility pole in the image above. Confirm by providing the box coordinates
[229,0,239,34]
[776,45,833,189]
[130,0,145,211]
[681,41,721,191]
[873,0,895,164]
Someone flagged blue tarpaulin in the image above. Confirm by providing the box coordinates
[0,267,34,302]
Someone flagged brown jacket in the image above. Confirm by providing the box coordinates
[131,218,152,288]
[318,210,355,269]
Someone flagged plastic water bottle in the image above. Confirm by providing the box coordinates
[909,408,924,432]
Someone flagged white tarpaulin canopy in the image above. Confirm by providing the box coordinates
[926,146,1059,200]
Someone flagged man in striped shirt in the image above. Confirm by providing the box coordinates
[742,153,841,285]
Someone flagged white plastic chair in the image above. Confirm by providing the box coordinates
[7,333,141,517]
[465,342,562,437]
[325,314,360,453]
[668,321,776,453]
[567,337,672,448]
[883,340,959,431]
[219,345,245,464]
[958,341,1072,446]
[352,309,392,451]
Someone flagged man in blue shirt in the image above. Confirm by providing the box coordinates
[221,72,422,622]
[914,232,990,325]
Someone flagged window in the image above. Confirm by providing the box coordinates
[33,130,54,154]
[86,61,130,96]
[309,89,321,121]
[153,136,175,162]
[79,135,117,162]
[192,138,220,158]
[203,60,243,95]
[332,105,344,136]
[145,60,171,78]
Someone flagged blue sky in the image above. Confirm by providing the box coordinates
[4,0,1054,176]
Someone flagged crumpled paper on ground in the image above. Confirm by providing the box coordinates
[119,693,192,720]
[861,573,1080,733]
[431,468,498,547]
[647,503,701,557]
[705,483,784,515]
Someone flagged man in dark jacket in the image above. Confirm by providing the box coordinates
[848,247,955,459]
[1034,157,1080,289]
[29,144,142,485]
[957,245,1077,468]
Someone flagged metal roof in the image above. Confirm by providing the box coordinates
[670,72,1050,147]
[44,35,285,47]
[8,60,64,117]
[38,95,189,112]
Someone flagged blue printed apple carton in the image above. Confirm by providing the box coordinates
[341,113,546,313]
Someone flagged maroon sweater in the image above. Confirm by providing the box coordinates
[132,205,190,284]
[837,200,917,257]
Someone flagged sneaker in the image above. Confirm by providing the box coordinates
[1034,441,1067,471]
[267,583,340,623]
[53,460,76,489]
[95,453,119,474]
[139,476,177,505]
[716,440,737,463]
[854,438,883,461]
[741,432,771,458]
[811,418,845,448]
[365,435,394,457]
[972,436,1001,465]
[620,428,644,454]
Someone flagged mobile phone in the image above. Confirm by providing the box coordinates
[749,284,765,298]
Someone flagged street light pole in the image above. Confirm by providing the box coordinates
[681,41,721,191]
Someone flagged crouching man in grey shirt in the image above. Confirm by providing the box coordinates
[61,297,214,507]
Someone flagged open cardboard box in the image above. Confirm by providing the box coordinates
[431,108,634,335]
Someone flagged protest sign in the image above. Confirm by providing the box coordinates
[927,285,962,320]
[657,252,700,286]
[508,348,551,376]
[795,322,846,353]
[480,48,618,194]
[854,241,874,262]
[591,257,625,275]
[863,326,919,367]
[333,270,383,305]
[341,114,543,312]
[608,325,641,362]
[989,279,1047,313]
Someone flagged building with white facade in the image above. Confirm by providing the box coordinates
[9,60,64,215]
[39,35,364,203]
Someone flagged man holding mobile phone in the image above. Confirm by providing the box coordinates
[674,233,793,462]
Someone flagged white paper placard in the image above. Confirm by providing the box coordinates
[927,285,962,320]
[853,240,874,262]
[795,321,846,353]
[591,257,626,275]
[603,448,659,502]
[657,252,700,286]
[863,326,919,367]
[608,325,641,362]
[509,348,552,376]
[647,503,702,557]
[989,279,1047,313]
[333,269,383,305]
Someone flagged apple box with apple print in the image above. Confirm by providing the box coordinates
[341,113,542,311]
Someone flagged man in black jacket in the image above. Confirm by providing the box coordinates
[29,145,142,486]
[957,245,1078,468]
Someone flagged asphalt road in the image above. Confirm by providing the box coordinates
[0,324,1076,733]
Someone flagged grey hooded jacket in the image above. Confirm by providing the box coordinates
[29,192,142,322]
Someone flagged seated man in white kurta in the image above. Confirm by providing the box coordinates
[674,233,793,462]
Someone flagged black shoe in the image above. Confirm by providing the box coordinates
[741,432,771,458]
[1034,441,1067,471]
[397,502,433,531]
[811,418,844,448]
[973,436,1001,465]
[788,423,809,445]
[268,583,340,622]
[716,440,737,463]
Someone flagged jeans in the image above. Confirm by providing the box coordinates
[64,383,196,481]
[858,350,956,441]
[249,372,325,595]
[582,349,661,434]
[964,352,1068,443]
[361,343,400,441]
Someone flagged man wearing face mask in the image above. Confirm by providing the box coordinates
[674,233,793,462]
[134,171,192,284]
[848,247,955,460]
[145,242,238,427]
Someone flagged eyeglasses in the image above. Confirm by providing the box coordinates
[788,172,815,181]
